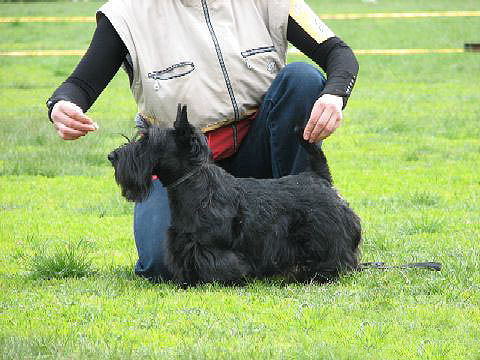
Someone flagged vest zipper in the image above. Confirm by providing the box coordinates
[201,0,240,151]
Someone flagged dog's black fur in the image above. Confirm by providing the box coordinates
[108,105,362,285]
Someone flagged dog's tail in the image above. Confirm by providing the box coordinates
[294,126,333,184]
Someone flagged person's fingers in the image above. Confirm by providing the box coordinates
[51,101,99,140]
[54,111,93,133]
[303,102,325,141]
[54,122,87,140]
[63,104,96,127]
[53,101,98,132]
[304,95,343,143]
[318,115,341,140]
[308,106,334,142]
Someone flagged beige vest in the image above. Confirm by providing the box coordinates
[98,0,290,131]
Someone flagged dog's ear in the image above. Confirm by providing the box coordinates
[173,103,194,138]
[174,103,189,128]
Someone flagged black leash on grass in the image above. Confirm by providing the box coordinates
[357,261,442,271]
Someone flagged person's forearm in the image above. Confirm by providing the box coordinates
[287,15,359,109]
[46,14,128,119]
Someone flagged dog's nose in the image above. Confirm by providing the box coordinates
[107,152,116,163]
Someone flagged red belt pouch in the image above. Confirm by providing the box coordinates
[206,112,256,161]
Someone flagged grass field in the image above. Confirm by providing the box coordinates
[1,1,480,359]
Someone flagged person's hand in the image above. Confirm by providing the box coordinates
[50,100,98,140]
[303,94,343,143]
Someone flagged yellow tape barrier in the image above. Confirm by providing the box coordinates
[0,16,95,23]
[0,48,467,56]
[321,10,480,20]
[0,50,86,56]
[296,48,466,55]
[353,49,465,55]
[0,11,479,23]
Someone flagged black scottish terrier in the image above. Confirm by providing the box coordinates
[108,105,362,285]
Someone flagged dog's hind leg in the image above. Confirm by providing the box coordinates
[305,242,359,283]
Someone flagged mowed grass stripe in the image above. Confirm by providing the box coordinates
[1,10,479,23]
[0,48,467,56]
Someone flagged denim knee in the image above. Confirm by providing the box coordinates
[255,62,326,177]
[276,62,326,97]
[133,180,173,281]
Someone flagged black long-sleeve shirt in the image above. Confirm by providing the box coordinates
[47,14,358,118]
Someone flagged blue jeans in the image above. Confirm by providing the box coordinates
[133,62,326,280]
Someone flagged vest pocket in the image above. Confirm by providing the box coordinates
[241,46,276,70]
[147,61,195,91]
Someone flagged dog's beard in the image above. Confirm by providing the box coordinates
[113,151,153,202]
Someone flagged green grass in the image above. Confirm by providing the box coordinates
[27,239,96,280]
[1,1,480,359]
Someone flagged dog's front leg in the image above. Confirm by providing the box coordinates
[166,230,253,285]
[195,246,253,285]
